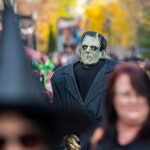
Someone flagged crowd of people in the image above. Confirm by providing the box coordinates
[0,1,150,150]
[25,28,150,150]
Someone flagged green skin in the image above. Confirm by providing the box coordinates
[80,35,104,65]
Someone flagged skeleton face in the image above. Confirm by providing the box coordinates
[80,35,103,65]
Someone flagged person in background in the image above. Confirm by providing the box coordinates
[52,52,62,69]
[34,55,55,98]
[88,63,150,150]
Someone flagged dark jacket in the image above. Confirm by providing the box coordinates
[51,58,118,124]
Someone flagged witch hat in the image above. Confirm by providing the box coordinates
[0,3,49,104]
[0,4,94,149]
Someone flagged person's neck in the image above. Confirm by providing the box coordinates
[80,59,103,69]
[116,120,142,145]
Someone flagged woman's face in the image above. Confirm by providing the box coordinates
[114,73,149,126]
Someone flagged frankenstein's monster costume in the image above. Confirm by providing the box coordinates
[51,31,119,123]
[51,58,117,123]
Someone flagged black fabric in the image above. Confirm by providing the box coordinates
[94,138,150,150]
[81,123,150,150]
[51,59,119,123]
[73,60,106,101]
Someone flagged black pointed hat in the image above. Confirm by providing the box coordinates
[0,4,94,149]
[0,3,49,104]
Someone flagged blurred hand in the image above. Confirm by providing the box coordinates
[90,127,104,144]
[64,134,81,150]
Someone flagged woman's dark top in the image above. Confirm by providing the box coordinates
[82,127,150,150]
[94,137,150,150]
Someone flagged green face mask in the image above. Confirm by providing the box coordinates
[80,35,104,65]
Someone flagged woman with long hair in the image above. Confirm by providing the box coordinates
[92,63,150,150]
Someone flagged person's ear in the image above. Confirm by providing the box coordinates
[102,50,106,58]
[102,50,104,56]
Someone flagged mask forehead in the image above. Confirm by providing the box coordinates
[82,35,100,47]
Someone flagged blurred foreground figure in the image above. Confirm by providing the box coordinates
[0,3,92,150]
[0,111,52,150]
[0,2,54,150]
[88,63,150,150]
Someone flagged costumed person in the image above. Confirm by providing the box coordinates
[51,31,119,149]
[34,55,55,99]
[0,2,93,150]
[51,31,119,122]
[87,63,150,150]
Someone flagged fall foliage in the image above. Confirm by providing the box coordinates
[35,0,77,52]
[81,0,144,48]
[13,0,150,52]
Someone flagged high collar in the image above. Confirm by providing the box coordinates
[61,58,117,75]
[79,59,105,70]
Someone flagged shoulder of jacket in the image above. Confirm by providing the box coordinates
[52,63,74,79]
[104,58,123,73]
[105,58,118,67]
